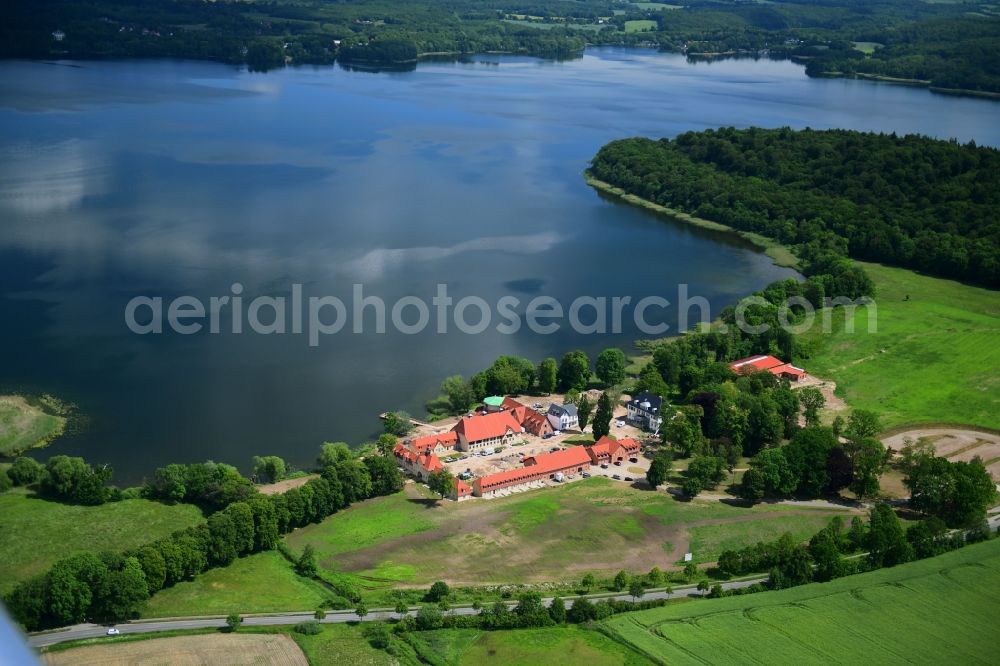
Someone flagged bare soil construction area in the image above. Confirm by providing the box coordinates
[42,633,308,666]
[883,428,1000,482]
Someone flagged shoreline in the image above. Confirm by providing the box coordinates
[583,172,800,270]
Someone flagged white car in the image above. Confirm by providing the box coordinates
[106,627,120,636]
[616,420,625,427]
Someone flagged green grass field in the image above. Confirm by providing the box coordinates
[408,626,653,665]
[0,490,204,595]
[0,395,66,455]
[624,19,658,33]
[798,262,1000,430]
[291,623,396,665]
[602,537,1000,665]
[284,478,854,590]
[633,2,682,10]
[142,550,329,617]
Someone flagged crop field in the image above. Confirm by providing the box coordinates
[625,19,658,33]
[0,490,204,595]
[42,633,307,666]
[0,394,65,455]
[799,262,1000,430]
[602,538,1000,665]
[143,550,329,617]
[286,478,855,588]
[406,626,652,665]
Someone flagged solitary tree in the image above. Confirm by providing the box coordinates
[226,613,242,632]
[251,455,286,483]
[798,388,825,427]
[383,411,415,436]
[394,600,410,617]
[629,579,646,600]
[696,579,710,596]
[592,392,614,440]
[683,562,698,582]
[557,350,591,392]
[314,608,326,620]
[577,395,593,432]
[646,451,673,489]
[355,602,369,619]
[538,358,558,394]
[596,348,627,386]
[427,469,455,500]
[426,580,451,602]
[295,545,318,577]
[613,570,630,591]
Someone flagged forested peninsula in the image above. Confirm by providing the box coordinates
[589,128,1000,287]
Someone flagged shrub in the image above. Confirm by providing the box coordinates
[293,621,322,635]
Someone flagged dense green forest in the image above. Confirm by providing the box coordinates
[3,0,999,91]
[590,128,1000,287]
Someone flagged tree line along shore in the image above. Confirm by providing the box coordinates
[6,0,999,95]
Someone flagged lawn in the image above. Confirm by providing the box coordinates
[408,626,653,665]
[285,478,855,590]
[624,19,657,33]
[798,262,1000,430]
[852,41,883,54]
[142,551,329,617]
[602,537,1000,665]
[0,490,204,595]
[0,394,66,455]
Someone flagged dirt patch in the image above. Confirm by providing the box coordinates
[882,428,1000,482]
[42,633,307,666]
[256,474,319,495]
[794,375,848,426]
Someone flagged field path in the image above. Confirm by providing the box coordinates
[256,474,319,495]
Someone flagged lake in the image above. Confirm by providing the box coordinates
[1,49,998,482]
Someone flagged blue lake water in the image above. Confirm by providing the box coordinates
[1,49,998,481]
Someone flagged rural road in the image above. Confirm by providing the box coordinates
[27,577,767,648]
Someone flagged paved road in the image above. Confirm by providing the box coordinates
[27,577,767,648]
[29,514,1000,649]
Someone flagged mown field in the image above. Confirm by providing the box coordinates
[284,478,854,590]
[799,262,1000,431]
[0,490,204,595]
[0,395,65,455]
[42,633,308,666]
[142,550,330,618]
[602,537,1000,665]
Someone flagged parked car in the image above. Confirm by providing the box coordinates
[612,474,621,480]
[624,476,634,482]
[553,430,561,435]
[106,627,120,636]
[600,463,609,469]
[616,420,625,427]
[629,457,638,463]
[581,472,591,478]
[542,433,553,439]
[550,447,559,452]
[614,461,622,466]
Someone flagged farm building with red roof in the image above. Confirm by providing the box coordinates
[452,411,522,452]
[408,431,460,456]
[587,436,640,465]
[728,355,806,381]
